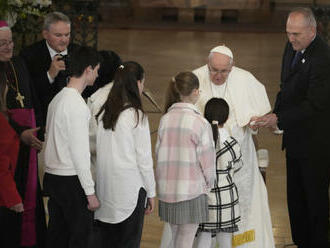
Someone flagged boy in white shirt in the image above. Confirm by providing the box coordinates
[43,46,101,248]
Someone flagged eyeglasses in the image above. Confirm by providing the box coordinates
[208,65,231,75]
[0,40,14,49]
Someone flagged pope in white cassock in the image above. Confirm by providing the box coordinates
[194,45,275,248]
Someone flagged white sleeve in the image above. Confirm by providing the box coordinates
[133,115,156,198]
[67,107,95,195]
[87,98,97,161]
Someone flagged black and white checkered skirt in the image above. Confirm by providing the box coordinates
[198,180,240,234]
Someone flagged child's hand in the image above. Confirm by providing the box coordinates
[145,197,154,215]
[87,194,100,211]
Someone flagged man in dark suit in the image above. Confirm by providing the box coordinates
[255,7,330,248]
[20,12,79,129]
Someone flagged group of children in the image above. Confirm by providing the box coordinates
[85,53,243,247]
[1,45,243,248]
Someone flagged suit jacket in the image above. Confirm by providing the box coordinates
[274,35,330,158]
[19,40,80,127]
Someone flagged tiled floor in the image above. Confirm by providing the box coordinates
[97,27,296,247]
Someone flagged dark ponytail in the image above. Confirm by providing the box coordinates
[210,121,219,146]
[204,98,230,146]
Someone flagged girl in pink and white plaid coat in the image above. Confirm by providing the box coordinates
[156,72,216,248]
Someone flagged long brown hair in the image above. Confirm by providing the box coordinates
[164,71,199,113]
[96,61,145,131]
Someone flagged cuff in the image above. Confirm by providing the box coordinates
[83,187,95,196]
[76,169,95,196]
[47,71,55,84]
[146,188,156,198]
[1,188,22,208]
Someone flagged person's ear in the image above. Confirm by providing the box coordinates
[193,88,199,96]
[231,60,235,68]
[86,65,93,73]
[83,65,92,77]
[137,79,142,90]
[310,26,317,37]
[42,30,48,40]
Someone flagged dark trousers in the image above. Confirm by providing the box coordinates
[286,156,329,248]
[0,207,22,248]
[90,188,146,248]
[43,173,93,248]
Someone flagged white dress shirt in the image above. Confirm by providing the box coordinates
[95,108,156,223]
[44,87,95,195]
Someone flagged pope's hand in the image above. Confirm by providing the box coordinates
[249,116,259,130]
[254,113,278,130]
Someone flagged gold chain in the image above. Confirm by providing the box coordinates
[5,60,25,108]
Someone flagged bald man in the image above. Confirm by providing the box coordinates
[255,7,330,248]
[193,45,274,248]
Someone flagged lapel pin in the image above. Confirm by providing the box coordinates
[302,58,305,63]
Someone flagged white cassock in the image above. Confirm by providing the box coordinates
[193,65,274,248]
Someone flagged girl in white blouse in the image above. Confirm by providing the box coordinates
[94,61,156,248]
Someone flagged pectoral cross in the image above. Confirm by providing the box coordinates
[16,92,25,108]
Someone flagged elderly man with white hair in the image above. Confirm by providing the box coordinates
[193,45,275,248]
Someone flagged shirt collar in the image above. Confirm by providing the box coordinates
[300,35,316,54]
[169,102,201,115]
[46,41,68,59]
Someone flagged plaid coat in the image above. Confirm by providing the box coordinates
[156,103,216,203]
[199,130,243,233]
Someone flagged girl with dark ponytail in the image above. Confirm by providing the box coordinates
[195,97,243,248]
[94,61,156,247]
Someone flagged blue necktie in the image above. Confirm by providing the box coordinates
[291,51,302,69]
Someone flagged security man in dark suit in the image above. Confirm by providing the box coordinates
[20,11,79,129]
[254,7,330,248]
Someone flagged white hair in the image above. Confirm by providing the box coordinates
[290,7,317,28]
[208,52,233,65]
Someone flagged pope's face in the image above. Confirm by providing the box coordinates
[0,29,14,62]
[208,52,233,86]
[43,21,71,53]
[286,12,316,51]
